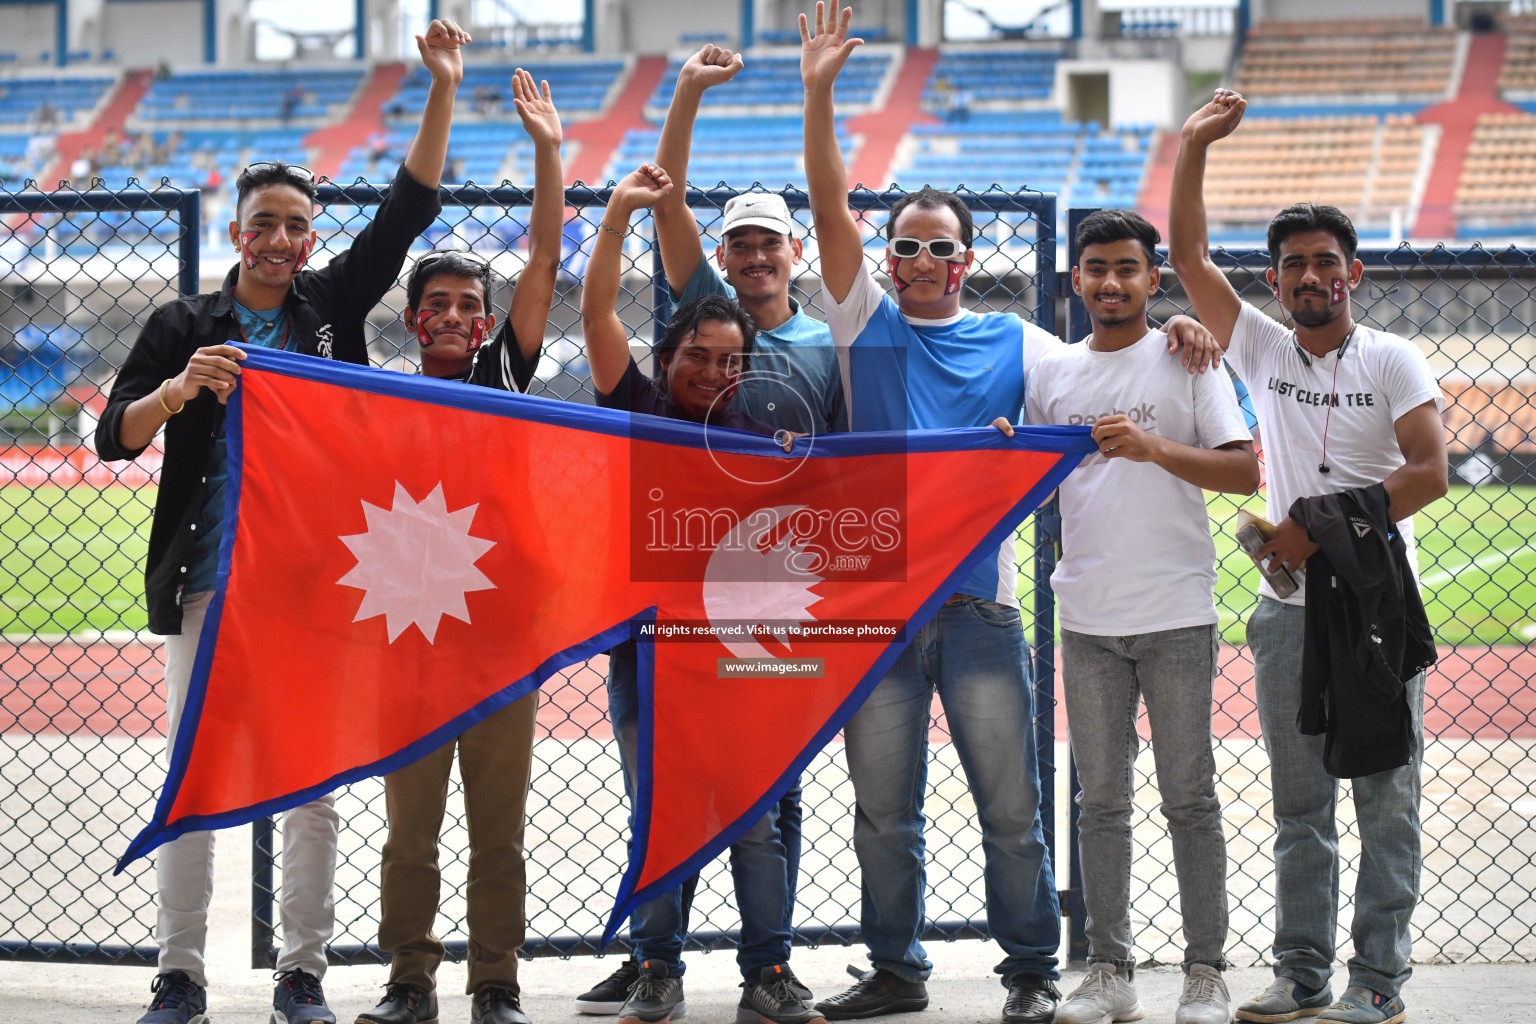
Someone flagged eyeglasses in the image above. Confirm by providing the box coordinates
[890,237,966,259]
[417,247,491,269]
[243,161,316,183]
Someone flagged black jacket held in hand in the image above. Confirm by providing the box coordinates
[1289,484,1437,779]
[94,164,442,635]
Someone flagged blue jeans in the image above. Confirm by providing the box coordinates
[843,596,1060,984]
[1248,598,1424,998]
[608,640,799,979]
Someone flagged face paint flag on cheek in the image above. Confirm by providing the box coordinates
[467,317,487,352]
[887,254,910,292]
[414,311,437,348]
[240,231,261,271]
[294,237,311,274]
[945,261,966,296]
[1331,277,1348,305]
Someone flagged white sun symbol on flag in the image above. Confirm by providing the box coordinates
[337,481,497,643]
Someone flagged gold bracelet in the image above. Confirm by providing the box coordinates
[159,380,185,416]
[600,221,626,240]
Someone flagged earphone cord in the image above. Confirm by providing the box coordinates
[1315,324,1356,473]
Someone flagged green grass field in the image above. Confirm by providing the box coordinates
[3,484,1533,644]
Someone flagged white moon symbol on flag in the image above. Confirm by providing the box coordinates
[702,505,825,660]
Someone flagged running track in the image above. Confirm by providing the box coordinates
[3,640,1532,741]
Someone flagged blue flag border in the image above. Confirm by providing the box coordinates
[116,346,1095,953]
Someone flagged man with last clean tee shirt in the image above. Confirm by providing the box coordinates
[1027,209,1256,1024]
[1170,89,1448,1024]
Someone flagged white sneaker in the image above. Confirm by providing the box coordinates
[1176,964,1232,1024]
[1054,962,1143,1024]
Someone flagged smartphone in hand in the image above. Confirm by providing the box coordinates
[1235,520,1299,599]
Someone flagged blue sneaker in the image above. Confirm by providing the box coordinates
[138,971,209,1024]
[272,968,337,1024]
[1316,987,1406,1024]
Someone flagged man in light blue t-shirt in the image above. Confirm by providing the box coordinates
[799,7,1221,1024]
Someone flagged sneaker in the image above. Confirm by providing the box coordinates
[738,965,826,1024]
[355,983,439,1024]
[1315,987,1406,1024]
[273,969,337,1024]
[813,965,928,1021]
[1054,963,1143,1024]
[1175,965,1231,1024]
[138,971,209,1024]
[473,986,532,1024]
[1001,973,1060,1024]
[1235,979,1333,1023]
[577,958,643,1015]
[780,965,814,1004]
[618,960,687,1024]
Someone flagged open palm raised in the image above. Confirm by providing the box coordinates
[800,1,864,93]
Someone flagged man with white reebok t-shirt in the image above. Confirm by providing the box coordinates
[1028,209,1257,1024]
[1170,89,1448,1024]
[799,7,1223,1023]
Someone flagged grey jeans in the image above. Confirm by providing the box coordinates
[1249,597,1424,998]
[1062,624,1229,969]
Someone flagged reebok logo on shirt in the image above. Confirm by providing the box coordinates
[1066,402,1156,427]
[1350,517,1373,538]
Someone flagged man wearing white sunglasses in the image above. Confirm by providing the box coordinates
[799,5,1224,1023]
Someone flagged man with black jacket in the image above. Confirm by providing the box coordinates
[1169,90,1449,1024]
[94,19,467,1024]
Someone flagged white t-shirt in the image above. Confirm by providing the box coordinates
[1226,302,1445,605]
[1026,330,1252,635]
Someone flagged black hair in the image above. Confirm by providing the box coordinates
[1266,203,1358,270]
[888,187,975,250]
[654,295,757,387]
[234,161,317,218]
[1075,208,1161,267]
[405,251,495,313]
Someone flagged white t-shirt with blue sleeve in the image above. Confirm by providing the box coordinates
[823,264,1064,606]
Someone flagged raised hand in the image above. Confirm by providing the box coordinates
[680,44,745,91]
[417,18,469,85]
[611,162,674,213]
[512,68,562,147]
[800,2,864,94]
[1181,88,1246,147]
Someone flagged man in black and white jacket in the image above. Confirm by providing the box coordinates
[94,20,467,1024]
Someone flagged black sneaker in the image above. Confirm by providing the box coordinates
[814,966,929,1021]
[1001,974,1060,1024]
[354,983,439,1024]
[618,960,688,1024]
[576,958,642,1015]
[138,971,208,1024]
[738,965,826,1024]
[273,969,337,1024]
[473,986,531,1024]
[780,966,814,1004]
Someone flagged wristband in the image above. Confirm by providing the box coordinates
[159,380,185,416]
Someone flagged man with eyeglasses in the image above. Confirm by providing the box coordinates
[798,6,1223,1023]
[354,67,564,1024]
[94,19,469,1024]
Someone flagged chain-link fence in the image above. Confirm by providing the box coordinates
[1063,217,1536,966]
[2,180,1533,972]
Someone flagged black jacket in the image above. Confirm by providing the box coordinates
[95,164,442,634]
[465,324,540,393]
[1290,484,1436,778]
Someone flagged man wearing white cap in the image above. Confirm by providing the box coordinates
[648,43,845,437]
[571,44,833,1024]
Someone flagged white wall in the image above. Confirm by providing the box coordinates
[0,4,58,62]
[102,0,204,64]
[1253,0,1430,20]
[1054,58,1182,130]
[622,0,735,53]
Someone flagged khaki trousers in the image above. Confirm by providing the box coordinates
[378,692,538,994]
